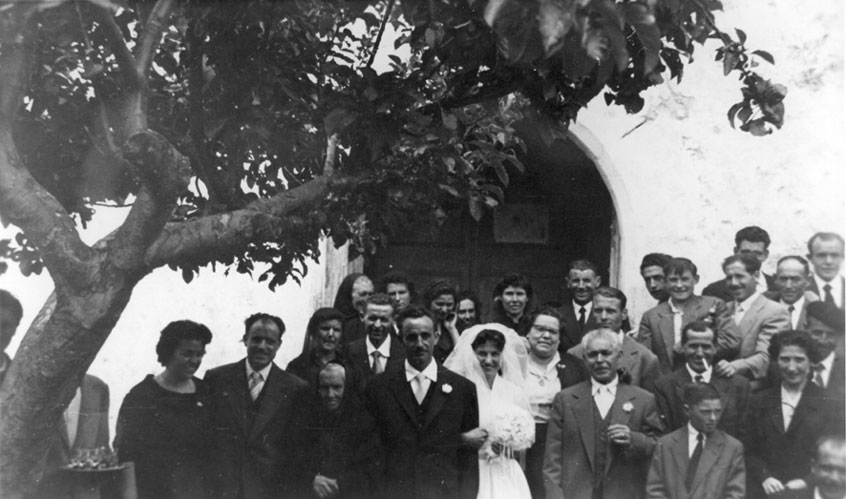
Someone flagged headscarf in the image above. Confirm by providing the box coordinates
[333,273,365,318]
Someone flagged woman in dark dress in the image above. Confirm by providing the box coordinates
[114,320,213,499]
[287,307,345,386]
[491,272,534,336]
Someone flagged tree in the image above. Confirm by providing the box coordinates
[0,0,783,495]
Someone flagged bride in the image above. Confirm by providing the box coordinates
[445,323,534,499]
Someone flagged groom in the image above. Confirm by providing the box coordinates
[365,305,480,499]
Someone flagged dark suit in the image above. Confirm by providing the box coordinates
[365,363,479,499]
[205,360,310,499]
[37,374,110,498]
[343,336,406,395]
[808,276,845,310]
[652,369,749,440]
[763,291,811,330]
[543,381,665,499]
[703,273,776,303]
[744,382,836,499]
[557,302,599,352]
[341,316,367,345]
[638,296,741,375]
[569,336,662,392]
[646,427,745,499]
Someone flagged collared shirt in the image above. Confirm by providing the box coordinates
[591,375,618,419]
[781,296,806,330]
[246,360,272,396]
[668,299,685,346]
[756,272,768,292]
[64,387,82,446]
[686,363,712,383]
[734,291,761,324]
[817,351,835,388]
[814,274,843,308]
[528,353,562,422]
[687,423,705,458]
[404,359,438,385]
[366,335,392,369]
[781,384,803,431]
[573,300,593,324]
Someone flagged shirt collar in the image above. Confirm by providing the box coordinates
[686,363,712,383]
[366,334,391,357]
[781,384,803,406]
[781,295,806,310]
[819,351,835,371]
[814,273,842,293]
[573,300,592,316]
[405,359,438,383]
[246,359,272,381]
[591,374,619,395]
[529,352,561,377]
[668,299,683,313]
[687,423,705,444]
[737,290,761,310]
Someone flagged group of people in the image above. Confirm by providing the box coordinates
[0,227,844,499]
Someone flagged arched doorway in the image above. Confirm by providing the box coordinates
[364,122,619,315]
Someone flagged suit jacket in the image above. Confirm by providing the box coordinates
[37,375,110,497]
[638,295,742,375]
[569,335,662,392]
[653,369,749,440]
[703,273,776,303]
[364,363,479,499]
[557,302,599,352]
[744,382,836,499]
[205,360,310,499]
[343,337,406,395]
[725,295,791,379]
[807,275,845,310]
[646,427,745,499]
[555,352,590,389]
[543,381,665,499]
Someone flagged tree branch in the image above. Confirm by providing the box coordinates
[323,133,339,176]
[145,174,357,268]
[92,5,142,89]
[135,0,176,77]
[0,5,37,124]
[366,0,395,68]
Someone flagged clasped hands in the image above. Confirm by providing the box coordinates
[313,474,339,498]
[608,424,632,447]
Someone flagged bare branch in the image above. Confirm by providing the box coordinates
[0,130,96,289]
[145,174,357,268]
[323,133,339,176]
[366,0,395,68]
[135,0,176,77]
[92,5,142,88]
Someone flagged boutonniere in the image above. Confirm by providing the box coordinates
[556,363,566,370]
[622,402,633,413]
[196,400,203,407]
[442,383,453,394]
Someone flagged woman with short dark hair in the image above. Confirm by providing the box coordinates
[115,320,213,499]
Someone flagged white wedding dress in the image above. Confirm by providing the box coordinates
[476,375,533,499]
[443,323,534,499]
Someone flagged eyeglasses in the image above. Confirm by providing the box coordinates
[530,324,559,335]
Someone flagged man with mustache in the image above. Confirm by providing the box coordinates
[703,226,777,302]
[205,313,310,499]
[652,321,749,440]
[714,255,790,386]
[544,328,665,499]
[365,305,480,499]
[646,383,745,499]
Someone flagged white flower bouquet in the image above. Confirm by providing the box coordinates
[482,403,535,461]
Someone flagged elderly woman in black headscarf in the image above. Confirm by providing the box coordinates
[334,273,374,345]
[288,307,346,386]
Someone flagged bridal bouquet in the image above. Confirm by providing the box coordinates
[482,403,535,461]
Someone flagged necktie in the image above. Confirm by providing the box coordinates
[824,284,836,307]
[412,373,428,404]
[685,433,704,490]
[578,306,586,330]
[248,371,263,401]
[813,364,826,388]
[371,351,384,375]
[694,375,704,383]
[787,305,796,328]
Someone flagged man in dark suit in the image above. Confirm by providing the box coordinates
[646,383,745,499]
[652,321,749,440]
[205,313,310,499]
[569,287,661,391]
[805,302,845,410]
[766,256,816,330]
[715,255,790,385]
[703,226,777,302]
[365,305,479,499]
[544,328,665,499]
[640,253,673,304]
[36,373,110,498]
[0,289,22,385]
[807,232,845,310]
[558,259,602,351]
[639,258,741,375]
[344,293,405,396]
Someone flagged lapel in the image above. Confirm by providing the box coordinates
[571,383,597,472]
[738,295,765,335]
[669,429,689,481]
[223,361,252,436]
[249,364,286,440]
[692,431,725,492]
[673,369,692,403]
[422,366,449,429]
[767,389,786,435]
[654,302,675,363]
[353,341,370,374]
[389,368,418,425]
[606,385,636,474]
[787,383,819,435]
[619,337,639,376]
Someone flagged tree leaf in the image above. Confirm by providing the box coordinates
[484,0,509,27]
[539,0,576,56]
[735,28,746,44]
[182,267,195,284]
[468,195,484,221]
[493,160,509,187]
[324,107,359,135]
[752,50,775,65]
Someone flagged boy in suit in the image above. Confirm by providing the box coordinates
[647,383,745,499]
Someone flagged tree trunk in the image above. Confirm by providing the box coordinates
[0,268,144,498]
